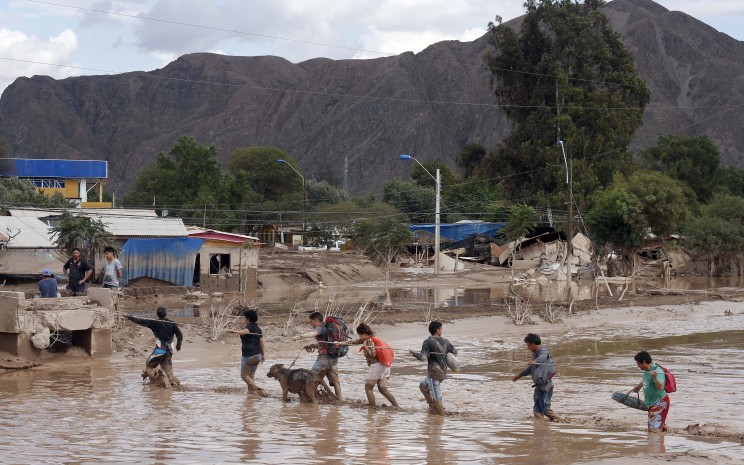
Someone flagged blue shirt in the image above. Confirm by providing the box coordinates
[38,278,58,298]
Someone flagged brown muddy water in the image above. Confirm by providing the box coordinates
[2,302,743,464]
[257,274,744,308]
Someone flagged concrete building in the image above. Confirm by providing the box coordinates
[2,158,112,208]
[187,226,260,295]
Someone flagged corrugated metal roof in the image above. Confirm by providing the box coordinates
[9,208,158,218]
[94,216,188,237]
[186,226,259,242]
[0,216,56,248]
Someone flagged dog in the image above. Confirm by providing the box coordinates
[267,363,338,403]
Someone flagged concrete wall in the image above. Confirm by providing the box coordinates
[198,246,258,295]
[0,290,116,360]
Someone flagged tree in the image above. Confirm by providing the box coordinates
[382,179,435,223]
[442,176,506,222]
[410,162,458,191]
[353,218,412,283]
[499,204,539,280]
[458,143,487,179]
[0,177,72,209]
[481,0,650,201]
[586,171,689,274]
[123,135,224,209]
[228,146,303,202]
[307,180,348,208]
[640,135,721,202]
[51,212,115,264]
[683,195,744,275]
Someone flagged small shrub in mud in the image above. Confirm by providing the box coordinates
[540,302,565,324]
[505,296,533,325]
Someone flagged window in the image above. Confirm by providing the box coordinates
[209,253,232,275]
[30,178,65,188]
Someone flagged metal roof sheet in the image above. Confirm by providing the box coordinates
[9,208,158,218]
[92,216,188,237]
[0,216,56,248]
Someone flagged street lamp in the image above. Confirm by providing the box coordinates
[400,154,440,276]
[276,159,308,233]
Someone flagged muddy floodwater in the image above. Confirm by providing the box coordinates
[2,302,744,464]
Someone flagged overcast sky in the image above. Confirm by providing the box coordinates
[1,0,743,94]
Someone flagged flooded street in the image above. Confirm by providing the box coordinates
[2,300,743,464]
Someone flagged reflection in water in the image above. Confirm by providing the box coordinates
[647,432,666,455]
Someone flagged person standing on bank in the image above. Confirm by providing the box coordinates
[101,246,123,289]
[512,333,558,421]
[63,248,92,296]
[347,323,399,409]
[229,309,267,397]
[409,320,457,416]
[126,307,183,388]
[632,351,670,432]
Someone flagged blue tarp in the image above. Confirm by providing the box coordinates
[409,222,505,242]
[121,238,204,287]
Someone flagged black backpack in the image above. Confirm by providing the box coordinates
[324,316,349,358]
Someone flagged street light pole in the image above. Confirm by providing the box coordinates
[276,159,307,233]
[400,154,440,276]
[558,141,573,300]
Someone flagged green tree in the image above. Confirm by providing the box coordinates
[307,179,348,208]
[499,204,539,279]
[410,162,458,190]
[0,177,72,209]
[314,200,404,241]
[458,143,487,179]
[481,0,650,201]
[228,146,303,202]
[682,195,744,275]
[51,212,115,264]
[353,218,412,267]
[123,135,224,209]
[442,177,506,222]
[587,171,689,273]
[640,135,721,202]
[382,179,435,223]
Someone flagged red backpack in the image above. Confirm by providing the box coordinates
[324,316,349,358]
[370,336,394,367]
[659,365,677,393]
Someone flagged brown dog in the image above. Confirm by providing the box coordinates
[267,363,338,403]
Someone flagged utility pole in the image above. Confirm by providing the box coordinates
[566,155,573,301]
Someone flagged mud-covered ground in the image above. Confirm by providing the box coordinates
[3,250,744,464]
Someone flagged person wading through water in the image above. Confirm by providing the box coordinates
[228,309,267,397]
[409,320,457,416]
[126,307,183,388]
[512,333,558,421]
[632,351,670,433]
[347,323,399,409]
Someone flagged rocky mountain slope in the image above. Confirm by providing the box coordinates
[0,0,742,197]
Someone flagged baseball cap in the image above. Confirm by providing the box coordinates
[41,268,53,276]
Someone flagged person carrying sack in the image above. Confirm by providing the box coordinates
[347,323,398,409]
[632,351,671,432]
[512,333,558,421]
[409,320,457,416]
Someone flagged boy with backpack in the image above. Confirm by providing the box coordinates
[303,311,348,400]
[632,351,672,432]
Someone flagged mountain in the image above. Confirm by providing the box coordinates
[0,0,742,198]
